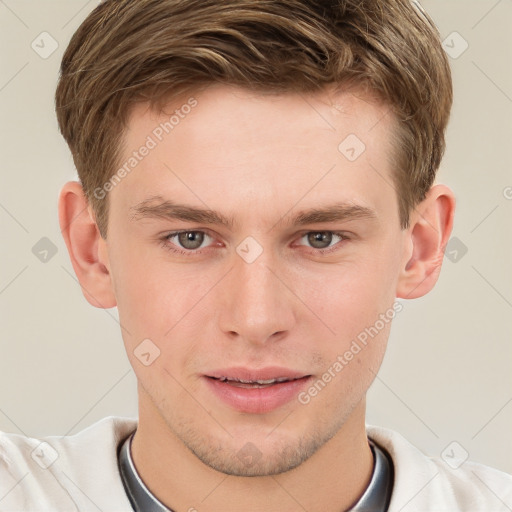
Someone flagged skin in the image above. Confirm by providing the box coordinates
[59,84,455,512]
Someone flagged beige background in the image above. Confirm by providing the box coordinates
[1,0,511,474]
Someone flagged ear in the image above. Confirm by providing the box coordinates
[58,181,117,309]
[396,184,456,299]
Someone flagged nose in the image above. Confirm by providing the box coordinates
[217,246,296,345]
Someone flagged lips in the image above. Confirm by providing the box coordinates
[209,375,303,389]
[204,367,311,413]
[207,367,307,382]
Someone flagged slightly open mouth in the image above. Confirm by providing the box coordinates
[207,376,308,389]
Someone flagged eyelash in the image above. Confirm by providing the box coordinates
[159,230,350,257]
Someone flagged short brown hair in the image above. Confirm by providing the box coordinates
[55,0,452,237]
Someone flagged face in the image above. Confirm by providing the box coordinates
[104,84,410,476]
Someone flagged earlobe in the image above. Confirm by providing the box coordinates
[396,184,456,299]
[58,181,117,309]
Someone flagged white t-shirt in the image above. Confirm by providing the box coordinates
[0,416,511,511]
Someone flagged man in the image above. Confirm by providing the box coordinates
[1,0,511,511]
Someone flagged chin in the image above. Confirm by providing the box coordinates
[190,437,316,477]
[173,418,341,477]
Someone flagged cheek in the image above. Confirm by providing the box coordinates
[290,244,400,393]
[110,256,209,397]
[298,309,393,413]
[296,255,397,340]
[109,237,195,325]
[110,247,221,372]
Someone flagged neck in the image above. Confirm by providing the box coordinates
[131,395,373,512]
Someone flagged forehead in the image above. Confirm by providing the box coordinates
[128,83,391,145]
[111,84,398,225]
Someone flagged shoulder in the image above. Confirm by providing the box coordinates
[0,416,137,511]
[366,424,512,512]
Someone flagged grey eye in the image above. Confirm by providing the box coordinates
[307,232,333,249]
[177,231,205,250]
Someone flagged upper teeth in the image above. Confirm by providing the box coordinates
[219,377,291,384]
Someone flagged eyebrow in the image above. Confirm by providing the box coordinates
[129,196,377,229]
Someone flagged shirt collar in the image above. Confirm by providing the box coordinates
[118,431,393,512]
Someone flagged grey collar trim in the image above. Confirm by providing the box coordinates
[118,431,393,512]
